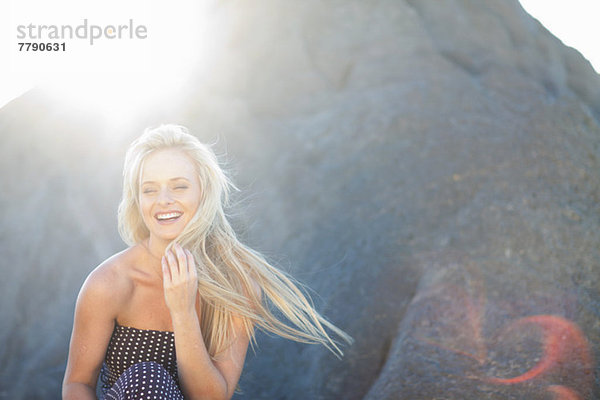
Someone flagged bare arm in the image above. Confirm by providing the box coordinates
[62,264,126,399]
[163,244,251,400]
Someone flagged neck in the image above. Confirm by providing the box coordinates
[144,236,171,264]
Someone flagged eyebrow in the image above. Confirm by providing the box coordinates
[141,177,191,185]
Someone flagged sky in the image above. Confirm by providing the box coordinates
[518,0,600,73]
[0,1,598,111]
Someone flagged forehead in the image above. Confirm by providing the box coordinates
[140,149,197,183]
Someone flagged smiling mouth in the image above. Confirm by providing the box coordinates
[155,211,182,222]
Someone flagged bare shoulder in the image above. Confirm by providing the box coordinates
[78,246,140,311]
[64,246,144,392]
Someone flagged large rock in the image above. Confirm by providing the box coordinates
[0,0,598,398]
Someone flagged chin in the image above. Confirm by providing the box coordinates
[151,228,184,242]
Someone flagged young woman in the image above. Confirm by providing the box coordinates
[62,125,352,399]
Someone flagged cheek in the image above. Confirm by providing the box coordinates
[139,198,153,220]
[184,196,200,214]
[189,190,202,212]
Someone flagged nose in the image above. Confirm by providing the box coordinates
[157,187,174,205]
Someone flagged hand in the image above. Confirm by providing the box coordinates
[162,243,198,317]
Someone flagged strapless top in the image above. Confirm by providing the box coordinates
[100,323,179,393]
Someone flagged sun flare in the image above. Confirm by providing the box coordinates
[3,0,219,123]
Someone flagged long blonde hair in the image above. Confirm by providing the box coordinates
[118,124,352,358]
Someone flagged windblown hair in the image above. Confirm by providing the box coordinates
[118,124,352,358]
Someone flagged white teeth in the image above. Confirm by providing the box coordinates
[156,212,182,220]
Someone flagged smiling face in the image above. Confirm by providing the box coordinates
[139,148,202,245]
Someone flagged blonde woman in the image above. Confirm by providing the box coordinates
[62,125,352,400]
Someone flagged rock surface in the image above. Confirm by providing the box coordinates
[1,0,599,399]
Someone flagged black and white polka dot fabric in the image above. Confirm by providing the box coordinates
[100,324,183,399]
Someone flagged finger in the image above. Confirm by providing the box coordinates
[166,249,180,280]
[185,249,196,276]
[173,243,188,277]
[161,256,171,285]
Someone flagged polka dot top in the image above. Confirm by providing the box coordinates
[100,323,179,393]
